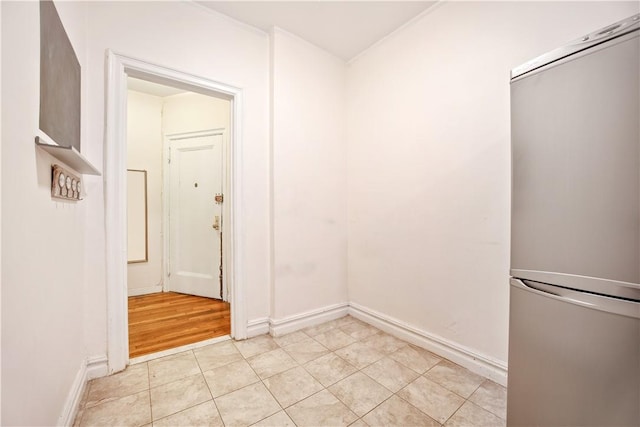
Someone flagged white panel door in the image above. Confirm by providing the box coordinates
[168,134,223,299]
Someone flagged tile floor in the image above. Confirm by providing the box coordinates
[74,316,506,427]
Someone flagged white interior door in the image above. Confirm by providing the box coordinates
[168,134,223,299]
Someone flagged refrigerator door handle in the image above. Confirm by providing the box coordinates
[511,278,640,319]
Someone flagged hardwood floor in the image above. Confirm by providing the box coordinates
[128,291,230,358]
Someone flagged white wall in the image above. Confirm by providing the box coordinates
[270,28,348,320]
[83,1,271,359]
[1,1,89,424]
[163,92,230,135]
[127,90,163,294]
[126,90,230,295]
[0,1,4,419]
[347,1,639,367]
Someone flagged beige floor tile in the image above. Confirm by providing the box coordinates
[304,353,358,387]
[283,338,330,364]
[388,345,442,374]
[313,328,356,351]
[247,348,298,379]
[397,376,464,424]
[194,340,243,372]
[339,321,379,340]
[362,395,439,427]
[80,390,151,427]
[302,321,336,337]
[234,335,280,359]
[150,373,212,420]
[152,400,223,427]
[273,330,309,347]
[86,363,149,408]
[73,317,504,427]
[468,380,507,420]
[335,341,385,369]
[360,333,407,355]
[263,366,324,408]
[328,372,393,417]
[215,382,281,427]
[203,359,260,398]
[444,401,506,427]
[329,315,360,328]
[286,389,357,427]
[362,357,419,393]
[424,360,485,398]
[148,351,201,388]
[251,410,296,427]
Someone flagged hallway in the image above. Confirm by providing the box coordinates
[128,292,231,358]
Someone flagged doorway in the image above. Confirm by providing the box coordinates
[125,78,231,359]
[105,52,247,374]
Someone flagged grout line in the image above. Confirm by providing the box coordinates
[356,392,396,423]
[239,337,289,425]
[146,362,152,423]
[441,399,466,426]
[89,315,504,427]
[211,396,227,427]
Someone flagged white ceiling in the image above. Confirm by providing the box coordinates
[197,1,437,61]
[128,77,187,97]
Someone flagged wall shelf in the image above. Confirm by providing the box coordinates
[35,136,101,176]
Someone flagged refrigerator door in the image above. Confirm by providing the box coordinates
[510,30,640,298]
[507,278,640,426]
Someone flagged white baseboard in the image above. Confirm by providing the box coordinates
[127,285,163,297]
[349,302,508,386]
[270,302,349,337]
[247,317,270,338]
[129,335,231,364]
[57,360,88,426]
[86,355,109,380]
[57,355,109,426]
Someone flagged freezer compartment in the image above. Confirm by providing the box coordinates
[507,278,640,426]
[510,32,640,288]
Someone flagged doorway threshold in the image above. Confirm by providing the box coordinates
[129,334,231,365]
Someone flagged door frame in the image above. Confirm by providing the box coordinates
[105,50,247,374]
[163,128,229,301]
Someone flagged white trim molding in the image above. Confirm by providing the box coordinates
[86,355,109,380]
[129,335,231,364]
[269,303,349,337]
[247,317,270,337]
[57,355,109,426]
[348,302,508,386]
[104,50,247,374]
[127,285,163,297]
[57,360,87,427]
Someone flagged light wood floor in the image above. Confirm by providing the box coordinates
[128,292,230,358]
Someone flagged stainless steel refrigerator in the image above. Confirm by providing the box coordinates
[508,14,640,426]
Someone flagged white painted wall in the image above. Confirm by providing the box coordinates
[0,1,4,419]
[163,92,230,136]
[270,28,348,320]
[346,1,639,366]
[1,1,90,424]
[126,90,230,296]
[83,1,271,359]
[127,90,163,294]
